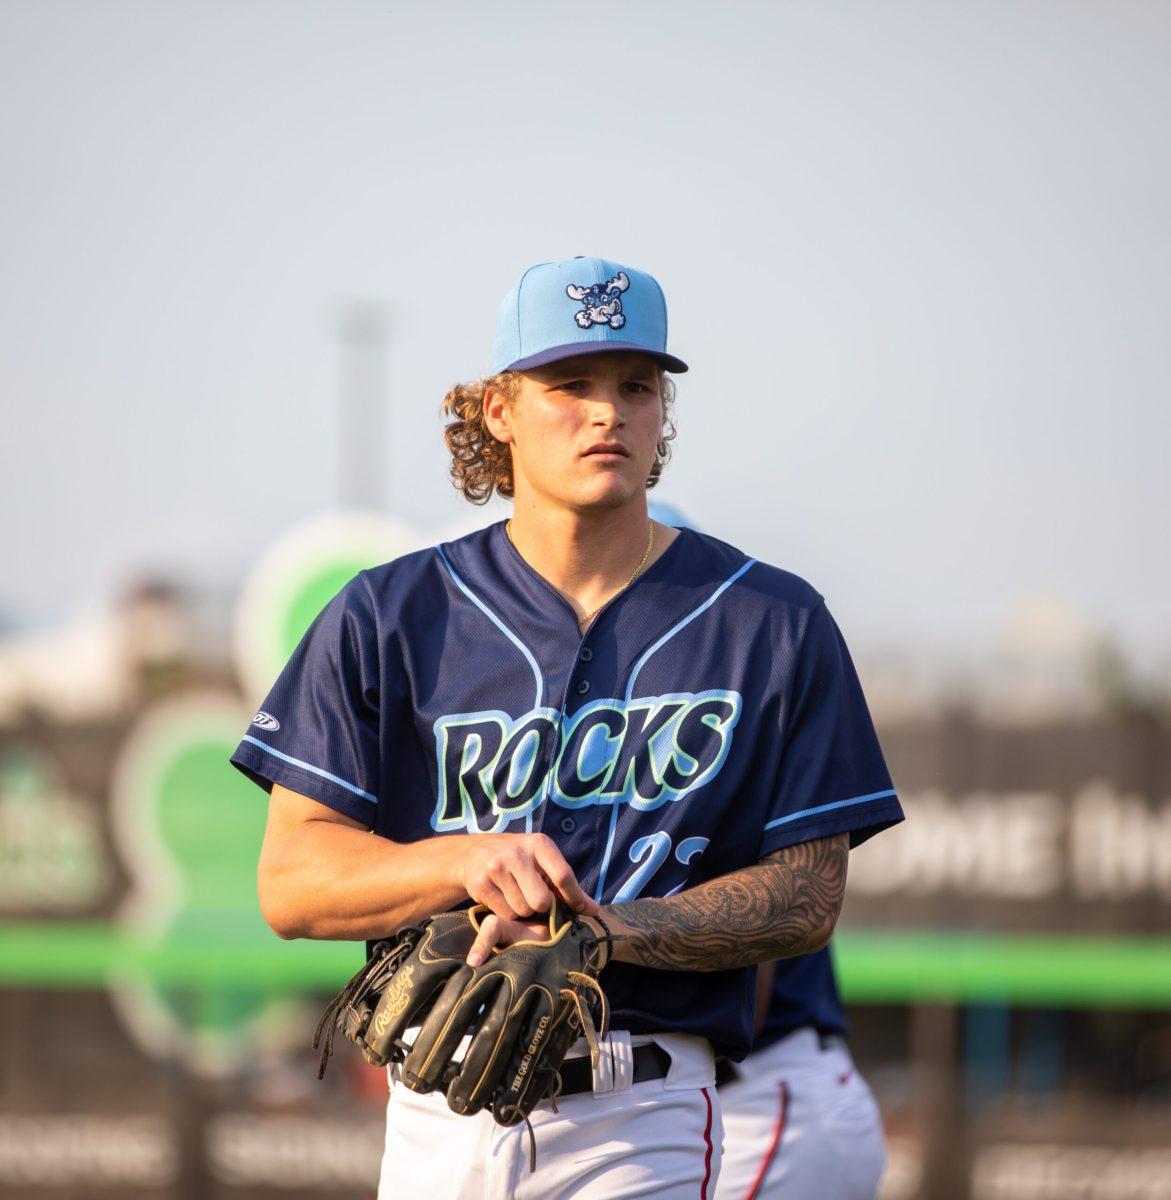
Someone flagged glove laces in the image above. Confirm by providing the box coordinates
[311,929,421,1079]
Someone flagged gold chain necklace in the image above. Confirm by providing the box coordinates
[506,520,655,629]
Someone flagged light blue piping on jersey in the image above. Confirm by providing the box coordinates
[594,558,759,903]
[623,558,758,702]
[436,546,544,712]
[240,735,378,805]
[762,788,898,832]
[437,544,547,833]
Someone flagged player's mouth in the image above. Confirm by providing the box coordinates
[581,441,630,463]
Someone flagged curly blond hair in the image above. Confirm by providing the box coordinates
[441,371,678,504]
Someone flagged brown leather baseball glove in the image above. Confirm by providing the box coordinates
[400,902,610,1165]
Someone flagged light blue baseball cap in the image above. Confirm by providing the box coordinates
[490,256,688,374]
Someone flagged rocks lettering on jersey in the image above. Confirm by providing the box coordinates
[432,691,742,834]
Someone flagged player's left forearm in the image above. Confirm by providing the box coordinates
[597,833,848,972]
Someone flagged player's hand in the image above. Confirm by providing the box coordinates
[464,912,547,967]
[455,833,600,923]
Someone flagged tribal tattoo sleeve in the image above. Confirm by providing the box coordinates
[599,833,849,972]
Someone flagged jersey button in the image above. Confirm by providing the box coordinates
[579,647,594,662]
[574,679,591,696]
[560,817,576,834]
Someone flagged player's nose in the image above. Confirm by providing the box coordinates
[587,382,626,423]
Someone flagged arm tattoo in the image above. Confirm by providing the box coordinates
[599,833,849,972]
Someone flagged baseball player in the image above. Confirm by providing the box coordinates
[714,951,887,1199]
[231,256,903,1198]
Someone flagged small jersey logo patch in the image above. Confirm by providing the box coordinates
[251,711,280,731]
[566,271,629,330]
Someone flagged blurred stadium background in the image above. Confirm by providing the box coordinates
[2,2,1169,1197]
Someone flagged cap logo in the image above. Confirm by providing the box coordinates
[565,271,630,330]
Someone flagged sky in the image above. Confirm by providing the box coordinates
[2,0,1169,664]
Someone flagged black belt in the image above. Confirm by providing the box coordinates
[557,1042,672,1098]
[715,1031,848,1089]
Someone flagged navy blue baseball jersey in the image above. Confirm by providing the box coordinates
[230,521,902,1058]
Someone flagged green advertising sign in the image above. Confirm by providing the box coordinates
[107,694,329,1073]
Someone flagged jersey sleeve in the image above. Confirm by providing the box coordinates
[759,600,903,857]
[229,573,382,827]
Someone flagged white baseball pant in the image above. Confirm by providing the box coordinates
[713,1028,886,1200]
[378,1030,724,1199]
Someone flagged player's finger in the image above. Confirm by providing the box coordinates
[468,880,520,923]
[491,865,535,919]
[466,915,501,968]
[532,838,601,915]
[511,858,555,916]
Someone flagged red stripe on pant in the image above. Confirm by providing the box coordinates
[700,1087,715,1200]
[741,1082,789,1200]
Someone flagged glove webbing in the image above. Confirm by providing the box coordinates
[311,930,422,1079]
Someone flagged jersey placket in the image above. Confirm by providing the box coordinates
[529,613,610,845]
[495,523,688,896]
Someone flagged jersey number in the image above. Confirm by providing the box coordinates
[612,833,710,904]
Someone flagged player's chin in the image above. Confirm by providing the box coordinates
[572,477,643,511]
[574,463,646,504]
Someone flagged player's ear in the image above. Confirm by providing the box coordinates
[483,383,515,444]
